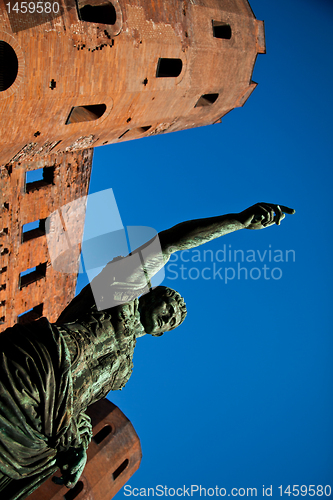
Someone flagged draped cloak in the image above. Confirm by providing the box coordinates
[0,318,92,499]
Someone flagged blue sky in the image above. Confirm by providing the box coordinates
[76,0,333,497]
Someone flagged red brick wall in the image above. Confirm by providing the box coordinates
[0,148,93,331]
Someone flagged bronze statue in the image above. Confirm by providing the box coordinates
[0,202,294,499]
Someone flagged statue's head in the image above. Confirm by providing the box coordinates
[139,286,187,336]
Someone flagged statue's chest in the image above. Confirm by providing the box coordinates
[64,302,139,408]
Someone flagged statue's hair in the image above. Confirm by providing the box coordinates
[149,286,187,335]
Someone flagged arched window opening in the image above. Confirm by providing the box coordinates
[212,21,232,40]
[66,104,106,124]
[195,93,219,107]
[93,424,113,444]
[79,1,117,25]
[0,41,18,92]
[156,58,183,78]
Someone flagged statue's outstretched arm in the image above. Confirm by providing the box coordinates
[158,202,295,259]
[59,203,294,312]
[123,203,295,287]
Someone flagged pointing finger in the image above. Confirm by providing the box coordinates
[279,205,295,215]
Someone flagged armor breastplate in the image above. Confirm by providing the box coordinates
[59,298,144,411]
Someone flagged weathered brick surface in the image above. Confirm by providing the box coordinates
[0,0,265,164]
[0,148,93,332]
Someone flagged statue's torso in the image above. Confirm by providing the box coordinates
[58,298,144,412]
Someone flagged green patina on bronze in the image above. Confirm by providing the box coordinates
[0,203,294,499]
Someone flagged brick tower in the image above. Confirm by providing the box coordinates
[0,0,265,165]
[0,0,265,327]
[0,0,265,328]
[0,1,265,498]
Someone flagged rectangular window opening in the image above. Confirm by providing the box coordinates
[22,219,46,243]
[18,303,44,324]
[112,458,129,480]
[78,2,117,25]
[156,58,183,78]
[212,21,232,40]
[19,263,47,289]
[25,167,55,193]
[0,317,5,325]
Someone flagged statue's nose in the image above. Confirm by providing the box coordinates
[157,301,167,313]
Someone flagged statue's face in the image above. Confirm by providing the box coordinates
[141,294,183,335]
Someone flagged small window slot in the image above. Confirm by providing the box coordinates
[79,2,117,25]
[64,481,84,500]
[118,129,130,140]
[66,104,107,124]
[19,263,47,289]
[18,304,44,324]
[212,21,232,40]
[118,126,151,140]
[137,126,151,133]
[0,317,5,324]
[93,424,113,444]
[22,219,46,243]
[195,93,219,107]
[156,58,183,78]
[112,458,129,480]
[25,167,55,193]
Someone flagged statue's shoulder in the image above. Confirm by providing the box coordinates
[1,316,60,348]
